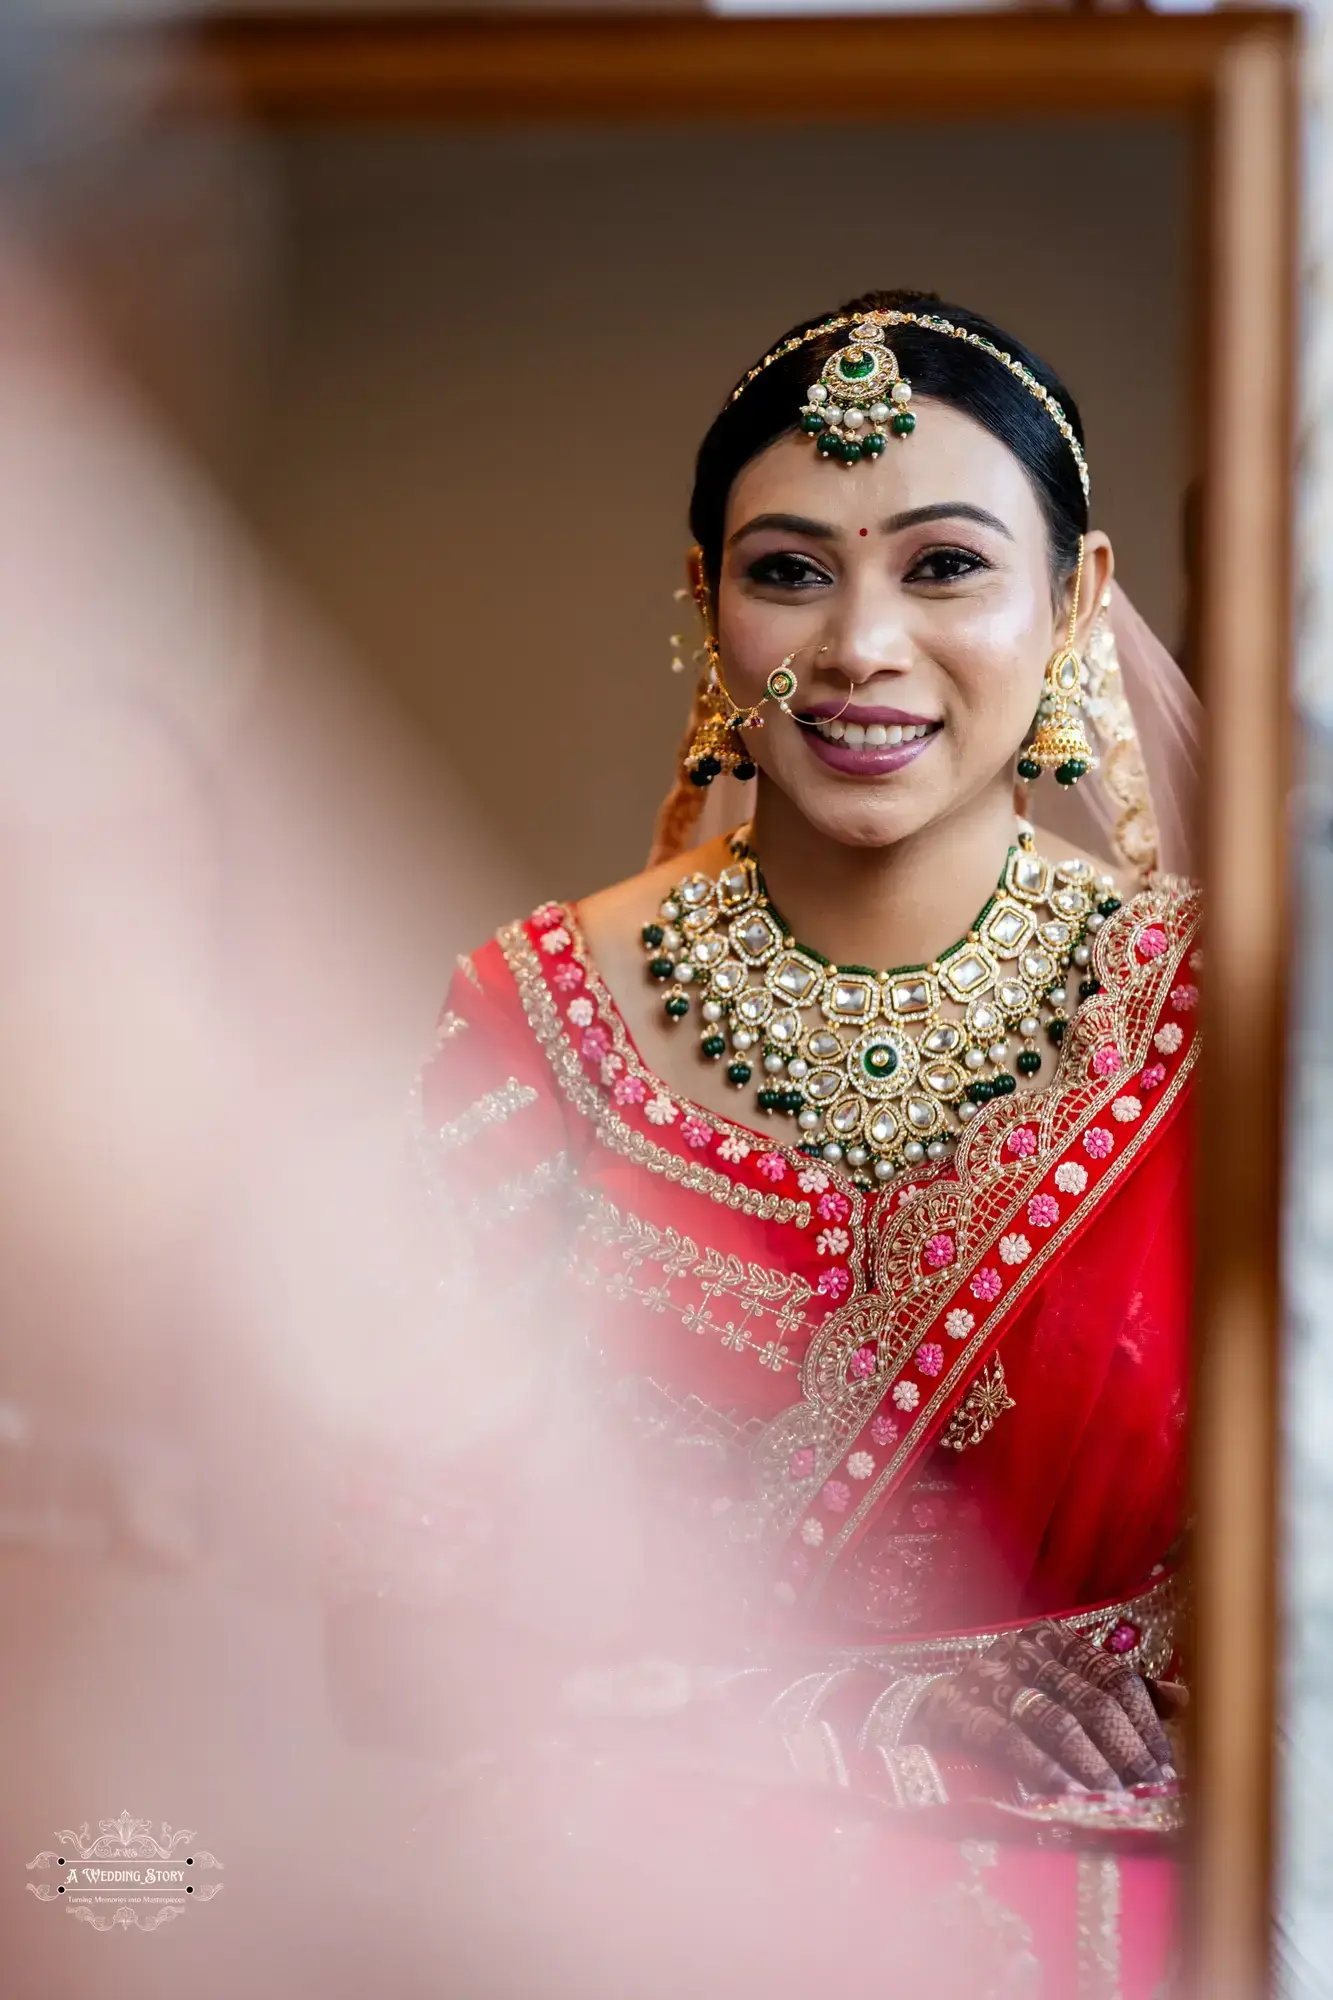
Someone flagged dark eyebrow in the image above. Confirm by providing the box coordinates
[881,502,1013,540]
[727,511,836,546]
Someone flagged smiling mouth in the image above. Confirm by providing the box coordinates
[807,716,938,747]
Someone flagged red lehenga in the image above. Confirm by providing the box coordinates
[331,870,1197,2000]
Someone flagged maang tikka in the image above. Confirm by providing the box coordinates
[1017,536,1095,788]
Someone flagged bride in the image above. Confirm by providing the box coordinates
[330,289,1200,1997]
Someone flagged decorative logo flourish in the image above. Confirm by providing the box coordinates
[27,1812,224,1932]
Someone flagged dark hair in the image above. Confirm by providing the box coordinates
[689,288,1088,595]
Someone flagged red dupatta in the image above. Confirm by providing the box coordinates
[492,877,1197,1648]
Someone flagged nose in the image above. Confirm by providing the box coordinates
[816,575,914,687]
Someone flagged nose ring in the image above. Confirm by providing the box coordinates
[766,644,852,725]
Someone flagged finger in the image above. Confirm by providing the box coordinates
[1148,1679,1189,1719]
[1041,1629,1175,1772]
[922,1686,1070,1793]
[1032,1659,1163,1785]
[1007,1686,1122,1791]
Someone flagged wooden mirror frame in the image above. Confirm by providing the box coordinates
[148,13,1299,1994]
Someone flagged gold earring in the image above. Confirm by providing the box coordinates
[683,549,764,786]
[1019,537,1094,787]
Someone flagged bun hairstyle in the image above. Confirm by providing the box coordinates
[688,288,1089,597]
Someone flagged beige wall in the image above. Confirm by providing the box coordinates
[237,117,1190,938]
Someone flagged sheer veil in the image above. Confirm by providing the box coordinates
[649,582,1201,880]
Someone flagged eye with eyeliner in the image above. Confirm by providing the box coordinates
[904,544,994,586]
[743,550,833,592]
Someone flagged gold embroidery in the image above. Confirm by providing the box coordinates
[813,1570,1181,1682]
[435,1009,469,1042]
[930,1841,1041,1999]
[799,882,1199,1594]
[466,1153,572,1225]
[501,921,815,1227]
[455,952,483,992]
[433,1077,537,1154]
[940,1358,1016,1451]
[1077,1854,1124,1999]
[571,1192,813,1374]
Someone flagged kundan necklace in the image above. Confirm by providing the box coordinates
[642,829,1121,1189]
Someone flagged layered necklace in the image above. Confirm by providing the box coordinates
[641,830,1120,1189]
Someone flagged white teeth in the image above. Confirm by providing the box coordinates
[813,717,937,746]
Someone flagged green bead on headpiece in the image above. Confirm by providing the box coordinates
[798,315,911,466]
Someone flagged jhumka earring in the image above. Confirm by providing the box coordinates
[1017,536,1094,788]
[682,547,769,787]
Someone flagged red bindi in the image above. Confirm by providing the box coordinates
[859,527,868,536]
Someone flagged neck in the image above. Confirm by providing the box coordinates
[747,779,1019,970]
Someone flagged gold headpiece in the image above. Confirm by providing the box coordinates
[732,307,1090,500]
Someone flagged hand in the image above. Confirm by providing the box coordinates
[913,1620,1178,1793]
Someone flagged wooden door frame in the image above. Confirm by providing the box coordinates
[134,13,1299,1995]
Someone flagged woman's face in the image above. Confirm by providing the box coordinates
[715,398,1112,849]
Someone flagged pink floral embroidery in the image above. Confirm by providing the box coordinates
[1170,983,1199,1012]
[1028,1193,1060,1229]
[567,996,595,1028]
[847,1451,875,1480]
[1154,1023,1184,1055]
[1092,1045,1123,1079]
[797,1166,829,1195]
[848,1344,878,1382]
[552,962,584,992]
[818,1189,851,1224]
[600,1055,624,1086]
[999,1232,1031,1266]
[915,1341,945,1378]
[1136,925,1168,961]
[1083,1126,1114,1160]
[945,1308,975,1340]
[1139,1063,1167,1093]
[539,926,572,955]
[971,1267,1003,1302]
[869,1413,900,1447]
[817,1227,851,1257]
[897,1186,921,1208]
[681,1114,713,1150]
[613,1073,647,1107]
[644,1092,678,1127]
[788,1447,815,1479]
[755,1151,787,1183]
[923,1232,956,1269]
[716,1132,751,1164]
[531,902,564,928]
[1005,1127,1038,1159]
[1055,1161,1089,1195]
[800,1518,825,1548]
[1111,1095,1142,1124]
[892,1381,921,1412]
[581,1027,611,1061]
[817,1266,851,1301]
[822,1480,851,1513]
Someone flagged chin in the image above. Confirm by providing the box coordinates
[775,781,934,851]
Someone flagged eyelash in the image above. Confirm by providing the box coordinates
[743,544,993,592]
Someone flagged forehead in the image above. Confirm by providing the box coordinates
[725,397,1048,542]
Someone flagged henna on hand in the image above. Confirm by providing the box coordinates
[1030,1657,1163,1785]
[913,1677,1069,1793]
[1035,1625,1176,1776]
